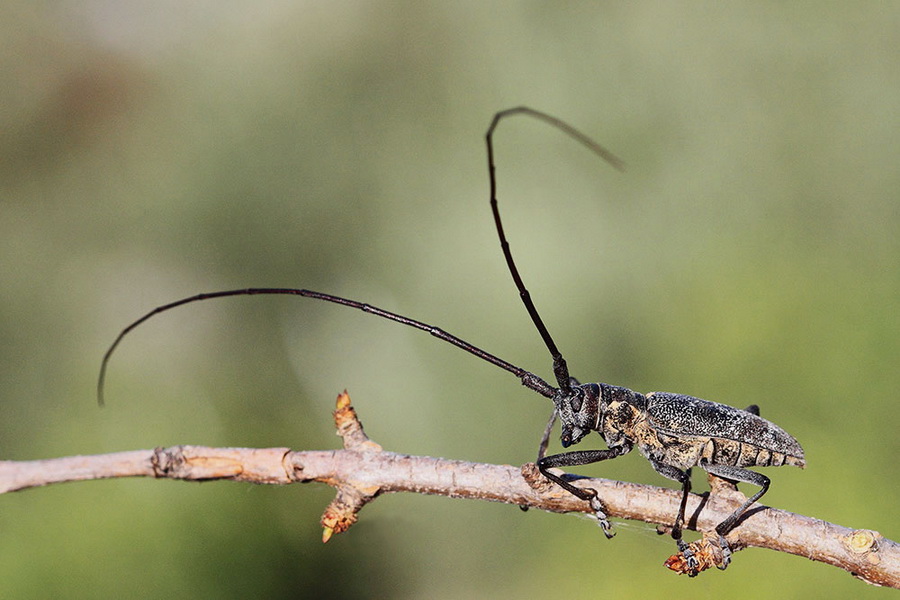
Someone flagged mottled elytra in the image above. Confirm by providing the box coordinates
[99,107,804,572]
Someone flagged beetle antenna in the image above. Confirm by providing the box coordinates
[97,288,557,407]
[99,108,620,407]
[485,107,624,393]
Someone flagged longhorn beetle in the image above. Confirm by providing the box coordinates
[98,106,805,572]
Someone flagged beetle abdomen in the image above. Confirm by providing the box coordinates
[701,437,805,468]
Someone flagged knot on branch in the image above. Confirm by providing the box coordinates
[520,462,554,495]
[662,472,752,576]
[151,446,183,477]
[151,446,243,479]
[846,529,882,563]
[665,534,728,576]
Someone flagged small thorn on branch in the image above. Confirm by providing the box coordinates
[333,390,382,452]
[321,488,367,543]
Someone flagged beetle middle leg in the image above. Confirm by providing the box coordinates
[648,461,698,565]
[698,460,771,568]
[537,445,631,537]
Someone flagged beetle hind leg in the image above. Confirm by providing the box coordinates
[699,461,771,569]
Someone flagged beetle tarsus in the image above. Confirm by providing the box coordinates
[588,492,615,538]
[716,535,732,570]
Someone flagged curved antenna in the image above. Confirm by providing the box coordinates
[485,107,624,393]
[99,108,621,407]
[97,288,557,406]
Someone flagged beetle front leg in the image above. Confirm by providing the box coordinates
[537,444,630,537]
[519,408,560,513]
[535,408,558,462]
[536,377,580,461]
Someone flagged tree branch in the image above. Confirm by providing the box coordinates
[1,392,896,587]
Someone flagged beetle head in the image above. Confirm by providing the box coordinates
[554,383,601,448]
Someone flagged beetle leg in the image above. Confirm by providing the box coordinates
[535,408,558,461]
[699,460,771,569]
[535,377,580,461]
[519,408,560,513]
[648,461,697,568]
[537,444,630,537]
[743,404,760,416]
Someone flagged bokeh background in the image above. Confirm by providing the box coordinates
[2,2,898,598]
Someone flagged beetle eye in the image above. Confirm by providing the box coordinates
[570,392,583,412]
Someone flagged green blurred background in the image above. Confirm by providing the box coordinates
[2,2,898,598]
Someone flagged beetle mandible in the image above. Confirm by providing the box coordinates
[98,106,805,572]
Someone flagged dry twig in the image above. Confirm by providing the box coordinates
[0,392,896,586]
